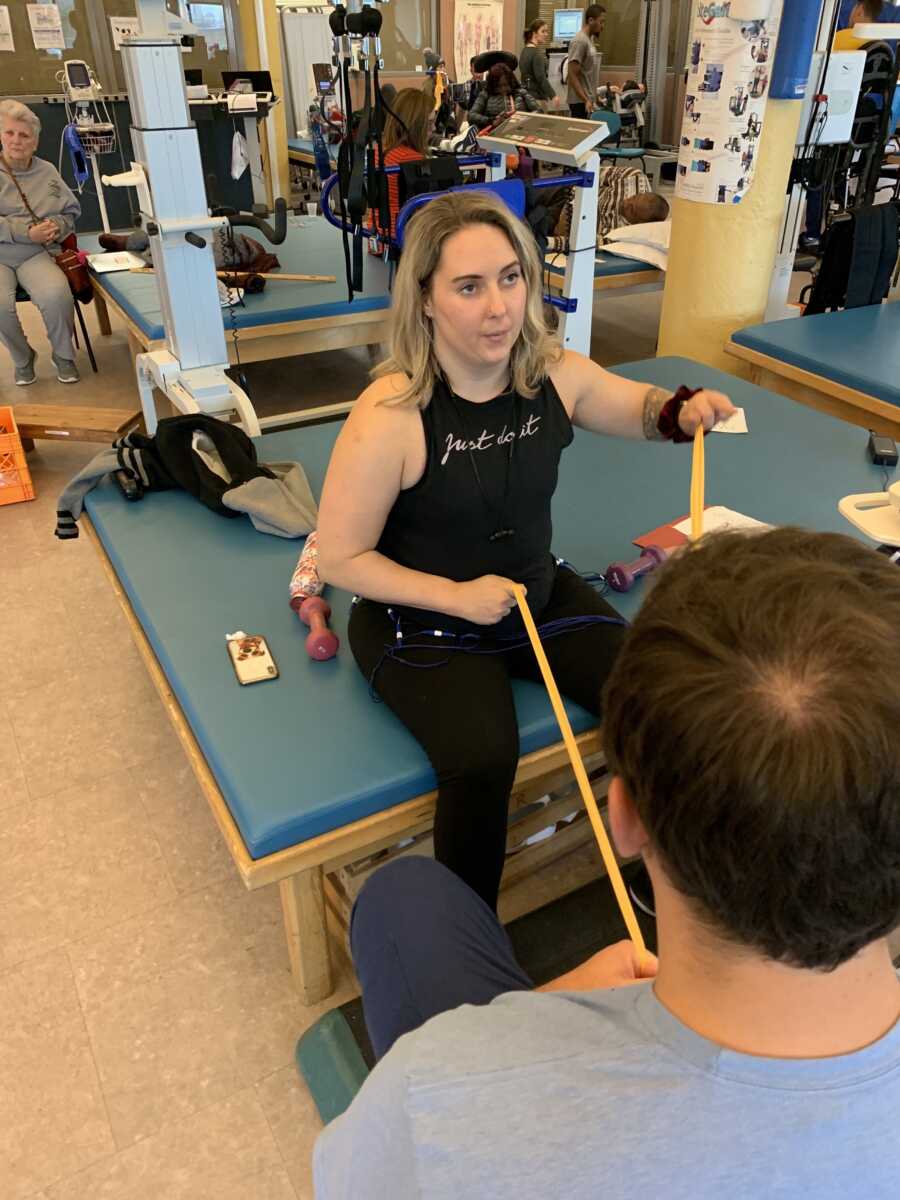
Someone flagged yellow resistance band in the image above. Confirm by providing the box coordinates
[691,425,705,541]
[513,585,648,967]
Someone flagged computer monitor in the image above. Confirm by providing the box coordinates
[553,9,582,43]
[221,69,274,96]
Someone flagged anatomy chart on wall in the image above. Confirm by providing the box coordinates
[676,1,783,205]
[454,0,503,83]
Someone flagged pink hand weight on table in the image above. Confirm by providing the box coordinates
[292,595,340,661]
[605,545,668,593]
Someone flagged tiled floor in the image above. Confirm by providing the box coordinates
[1,288,663,1197]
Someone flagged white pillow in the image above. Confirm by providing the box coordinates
[605,220,671,250]
[601,242,667,271]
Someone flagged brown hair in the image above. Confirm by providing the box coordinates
[524,19,547,43]
[585,5,606,22]
[854,0,883,22]
[486,63,518,95]
[382,88,433,156]
[373,188,561,408]
[602,527,900,970]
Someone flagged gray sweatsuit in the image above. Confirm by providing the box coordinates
[0,156,82,367]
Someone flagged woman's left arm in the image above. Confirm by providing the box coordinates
[519,88,540,113]
[552,350,736,439]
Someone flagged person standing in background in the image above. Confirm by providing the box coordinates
[520,20,559,110]
[566,5,606,119]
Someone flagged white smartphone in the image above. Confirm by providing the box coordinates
[226,631,279,685]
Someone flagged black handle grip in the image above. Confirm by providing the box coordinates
[185,231,207,248]
[226,197,288,245]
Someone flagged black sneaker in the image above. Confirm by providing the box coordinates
[628,862,656,919]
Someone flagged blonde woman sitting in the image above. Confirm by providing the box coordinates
[317,189,733,911]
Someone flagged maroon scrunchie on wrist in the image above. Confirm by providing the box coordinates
[656,385,702,444]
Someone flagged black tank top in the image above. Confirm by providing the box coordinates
[376,374,574,635]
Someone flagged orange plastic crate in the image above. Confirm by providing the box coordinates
[0,406,35,506]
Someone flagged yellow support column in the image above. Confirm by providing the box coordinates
[236,0,261,69]
[236,0,290,206]
[658,99,803,375]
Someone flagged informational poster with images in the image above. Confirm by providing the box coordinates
[0,6,14,52]
[454,0,503,83]
[676,1,783,205]
[27,3,65,50]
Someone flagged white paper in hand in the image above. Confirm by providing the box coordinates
[711,408,749,434]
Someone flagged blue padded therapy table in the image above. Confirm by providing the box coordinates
[82,356,889,1005]
[546,246,662,298]
[727,301,900,438]
[86,216,391,401]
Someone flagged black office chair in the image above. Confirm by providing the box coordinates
[14,283,98,374]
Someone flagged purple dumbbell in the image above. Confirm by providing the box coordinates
[605,545,668,593]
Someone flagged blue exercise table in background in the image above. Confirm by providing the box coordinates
[288,135,339,169]
[727,301,900,438]
[82,356,888,1004]
[545,247,663,298]
[84,218,392,424]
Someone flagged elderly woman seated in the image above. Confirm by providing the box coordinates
[0,99,82,385]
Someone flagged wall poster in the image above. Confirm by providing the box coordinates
[676,1,784,205]
[454,0,503,83]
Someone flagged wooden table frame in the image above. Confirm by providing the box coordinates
[90,278,391,426]
[84,516,604,1007]
[547,262,663,297]
[726,339,900,439]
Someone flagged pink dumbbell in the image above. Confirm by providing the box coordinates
[291,594,340,661]
[605,545,668,593]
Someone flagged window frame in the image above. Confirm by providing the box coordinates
[348,0,440,77]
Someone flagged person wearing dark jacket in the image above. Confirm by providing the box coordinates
[468,63,539,129]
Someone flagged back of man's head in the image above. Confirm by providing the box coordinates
[603,528,900,970]
[854,0,883,23]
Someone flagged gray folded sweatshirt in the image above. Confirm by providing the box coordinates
[0,155,82,268]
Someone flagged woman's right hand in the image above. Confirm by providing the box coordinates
[451,575,522,625]
[28,220,58,244]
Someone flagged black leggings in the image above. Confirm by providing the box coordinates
[349,567,626,911]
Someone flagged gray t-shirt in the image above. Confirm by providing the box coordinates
[565,28,598,106]
[314,982,900,1199]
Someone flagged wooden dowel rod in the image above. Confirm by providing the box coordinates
[129,267,335,283]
